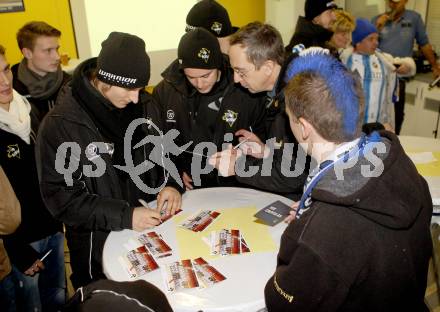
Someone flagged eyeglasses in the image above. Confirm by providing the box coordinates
[232,66,255,79]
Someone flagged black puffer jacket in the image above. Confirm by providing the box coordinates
[36,58,179,288]
[265,132,432,311]
[153,56,266,187]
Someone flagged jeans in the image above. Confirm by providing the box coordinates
[0,271,18,312]
[12,232,66,312]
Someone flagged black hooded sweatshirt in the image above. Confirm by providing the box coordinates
[285,16,334,56]
[265,132,432,311]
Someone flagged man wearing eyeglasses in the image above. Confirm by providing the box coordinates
[210,22,308,200]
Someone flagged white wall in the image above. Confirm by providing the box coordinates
[344,0,427,21]
[265,0,304,45]
[69,0,197,85]
[265,0,428,44]
[265,0,343,45]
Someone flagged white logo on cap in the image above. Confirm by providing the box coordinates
[326,1,336,8]
[197,48,210,64]
[98,69,137,86]
[211,22,222,35]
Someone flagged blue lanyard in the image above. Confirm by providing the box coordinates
[297,132,382,215]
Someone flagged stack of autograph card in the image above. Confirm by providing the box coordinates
[121,231,173,278]
[121,245,159,279]
[192,257,226,288]
[162,257,226,292]
[138,231,173,259]
[179,210,221,232]
[209,229,251,256]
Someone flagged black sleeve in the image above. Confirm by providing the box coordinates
[265,242,348,311]
[142,93,185,194]
[249,96,267,142]
[35,116,134,231]
[3,232,39,272]
[236,145,309,195]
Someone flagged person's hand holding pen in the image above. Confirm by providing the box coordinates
[156,187,182,216]
[24,249,52,276]
[132,199,162,232]
[208,144,241,177]
[234,129,269,159]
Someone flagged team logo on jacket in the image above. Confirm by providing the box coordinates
[6,144,20,159]
[166,109,175,122]
[211,22,222,35]
[85,143,99,160]
[198,48,210,64]
[222,110,238,127]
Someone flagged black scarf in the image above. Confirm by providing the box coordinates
[17,59,64,99]
[71,58,143,168]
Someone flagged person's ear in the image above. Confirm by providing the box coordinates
[298,117,312,141]
[262,60,275,76]
[22,48,32,59]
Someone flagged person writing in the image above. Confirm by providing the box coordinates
[36,32,182,289]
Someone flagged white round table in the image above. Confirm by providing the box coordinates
[102,187,292,312]
[399,135,440,205]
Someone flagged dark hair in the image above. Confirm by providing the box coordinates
[229,22,284,68]
[17,21,61,50]
[0,45,5,56]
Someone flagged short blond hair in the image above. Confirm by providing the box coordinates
[331,10,355,33]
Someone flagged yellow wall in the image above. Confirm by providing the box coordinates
[218,0,265,27]
[0,0,77,65]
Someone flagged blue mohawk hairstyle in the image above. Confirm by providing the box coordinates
[284,48,360,138]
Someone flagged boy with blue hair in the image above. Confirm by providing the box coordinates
[264,48,432,311]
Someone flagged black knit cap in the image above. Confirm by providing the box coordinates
[178,28,223,69]
[97,32,150,88]
[185,0,235,38]
[305,0,338,21]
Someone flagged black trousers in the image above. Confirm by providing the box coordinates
[395,79,406,135]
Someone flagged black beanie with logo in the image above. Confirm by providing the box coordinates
[178,28,223,70]
[305,0,337,21]
[185,0,235,38]
[97,32,150,88]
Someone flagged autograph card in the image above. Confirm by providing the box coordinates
[180,210,221,232]
[138,232,172,258]
[162,259,199,292]
[192,257,226,288]
[240,234,251,253]
[160,208,182,223]
[254,200,291,226]
[210,229,251,256]
[121,245,159,278]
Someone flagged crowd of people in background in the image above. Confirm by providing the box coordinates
[0,0,438,311]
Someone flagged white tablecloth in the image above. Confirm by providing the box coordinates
[399,135,440,205]
[103,187,292,312]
